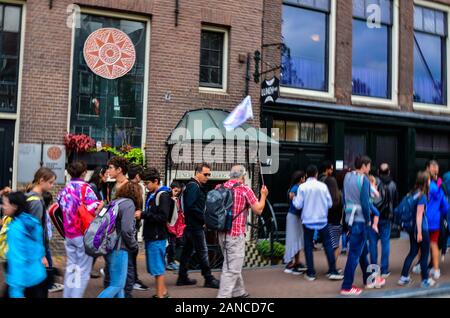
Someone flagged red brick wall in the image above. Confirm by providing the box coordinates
[19,0,263,177]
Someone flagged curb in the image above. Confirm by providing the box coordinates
[358,282,450,298]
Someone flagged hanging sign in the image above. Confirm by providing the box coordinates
[261,76,280,105]
[83,28,136,80]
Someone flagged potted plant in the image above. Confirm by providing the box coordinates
[64,133,109,167]
[256,239,285,265]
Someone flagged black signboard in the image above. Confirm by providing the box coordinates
[261,76,280,105]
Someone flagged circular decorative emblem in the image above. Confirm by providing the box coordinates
[83,28,136,80]
[47,146,62,161]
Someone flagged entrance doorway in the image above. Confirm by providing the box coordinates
[0,120,15,189]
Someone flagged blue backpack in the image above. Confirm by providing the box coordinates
[393,192,420,231]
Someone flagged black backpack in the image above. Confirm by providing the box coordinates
[205,183,241,232]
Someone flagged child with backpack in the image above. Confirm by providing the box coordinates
[3,192,47,298]
[398,171,435,288]
[43,191,64,294]
[166,181,185,271]
[57,161,102,298]
[135,168,172,298]
[96,181,141,298]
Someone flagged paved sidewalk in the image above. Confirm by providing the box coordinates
[2,234,450,298]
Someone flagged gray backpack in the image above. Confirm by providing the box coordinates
[205,183,241,232]
[83,198,126,257]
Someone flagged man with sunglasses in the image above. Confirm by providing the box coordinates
[177,163,220,289]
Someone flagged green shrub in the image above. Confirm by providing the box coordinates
[256,239,285,259]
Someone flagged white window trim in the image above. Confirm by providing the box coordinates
[67,8,151,159]
[412,0,450,112]
[198,25,229,94]
[351,0,400,108]
[0,1,26,189]
[280,0,336,102]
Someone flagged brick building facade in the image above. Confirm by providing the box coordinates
[261,0,450,231]
[0,0,264,191]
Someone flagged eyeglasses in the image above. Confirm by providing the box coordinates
[203,173,211,177]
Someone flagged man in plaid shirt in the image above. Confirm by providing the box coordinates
[217,165,268,298]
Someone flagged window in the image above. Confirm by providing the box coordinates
[199,28,227,90]
[344,133,366,169]
[271,119,328,143]
[70,14,147,148]
[0,4,22,113]
[352,0,393,99]
[281,1,330,91]
[413,5,447,106]
[416,131,450,152]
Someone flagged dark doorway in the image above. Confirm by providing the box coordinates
[344,129,399,181]
[0,120,15,189]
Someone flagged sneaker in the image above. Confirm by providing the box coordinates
[204,278,220,289]
[366,277,386,289]
[340,286,362,296]
[430,268,441,280]
[152,293,171,298]
[176,277,198,286]
[398,276,412,286]
[166,262,179,271]
[381,272,391,279]
[328,273,344,281]
[296,263,307,272]
[232,293,250,298]
[412,264,421,275]
[133,282,149,291]
[304,274,316,281]
[421,278,436,288]
[284,264,294,274]
[48,283,64,293]
[290,267,303,276]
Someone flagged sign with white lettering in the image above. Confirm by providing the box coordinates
[261,76,280,105]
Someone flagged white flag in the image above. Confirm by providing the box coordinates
[223,95,253,131]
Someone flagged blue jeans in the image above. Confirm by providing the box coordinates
[342,222,370,290]
[98,250,128,298]
[303,225,337,277]
[401,230,430,281]
[368,219,391,274]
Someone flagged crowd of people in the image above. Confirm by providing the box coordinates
[0,158,267,299]
[283,156,450,296]
[1,153,450,298]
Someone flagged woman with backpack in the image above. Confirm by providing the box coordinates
[283,171,307,275]
[97,181,141,298]
[2,192,47,298]
[398,171,435,288]
[57,161,102,298]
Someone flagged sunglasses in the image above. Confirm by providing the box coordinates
[203,173,211,177]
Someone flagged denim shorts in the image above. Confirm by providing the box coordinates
[145,240,167,276]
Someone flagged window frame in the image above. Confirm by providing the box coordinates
[280,0,336,102]
[0,2,23,114]
[67,7,151,150]
[413,0,450,113]
[351,0,400,108]
[198,25,229,94]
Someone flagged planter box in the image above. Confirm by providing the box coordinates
[69,151,111,168]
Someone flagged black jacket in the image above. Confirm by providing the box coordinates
[141,190,172,241]
[183,178,207,231]
[376,175,399,220]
